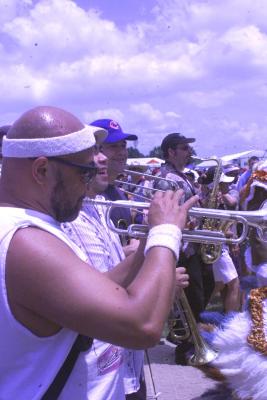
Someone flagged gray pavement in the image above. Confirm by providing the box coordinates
[144,339,234,400]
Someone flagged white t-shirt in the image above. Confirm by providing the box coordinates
[0,207,125,400]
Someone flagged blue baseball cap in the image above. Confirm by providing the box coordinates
[90,119,138,143]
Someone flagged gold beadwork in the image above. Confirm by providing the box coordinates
[251,170,267,182]
[247,287,267,355]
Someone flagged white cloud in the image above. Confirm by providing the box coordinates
[236,122,265,142]
[179,89,235,108]
[0,0,32,24]
[0,64,50,102]
[1,0,267,156]
[0,0,203,107]
[221,25,267,67]
[130,103,163,122]
[83,108,124,125]
[165,111,181,118]
[2,0,139,62]
[129,103,181,129]
[153,0,267,36]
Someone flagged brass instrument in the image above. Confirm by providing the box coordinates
[124,168,179,191]
[168,292,191,343]
[87,199,267,366]
[168,290,218,366]
[116,219,129,247]
[87,198,267,247]
[114,169,179,201]
[198,157,224,264]
[89,198,262,243]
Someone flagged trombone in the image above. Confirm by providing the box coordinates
[117,156,220,201]
[114,168,181,201]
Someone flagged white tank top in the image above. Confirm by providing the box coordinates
[0,207,125,400]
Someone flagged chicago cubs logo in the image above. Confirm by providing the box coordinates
[109,120,119,130]
[97,345,124,375]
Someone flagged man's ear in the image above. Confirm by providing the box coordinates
[168,147,175,158]
[31,157,49,184]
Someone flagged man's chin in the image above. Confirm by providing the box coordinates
[64,198,85,222]
[56,210,79,223]
[95,181,109,194]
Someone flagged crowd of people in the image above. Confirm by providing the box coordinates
[0,107,266,400]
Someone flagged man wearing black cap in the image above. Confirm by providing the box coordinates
[159,133,215,364]
[160,133,196,198]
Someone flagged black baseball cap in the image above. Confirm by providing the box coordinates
[161,133,195,155]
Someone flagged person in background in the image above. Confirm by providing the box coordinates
[199,168,241,313]
[159,132,215,365]
[184,169,201,194]
[237,156,259,192]
[222,164,244,278]
[90,119,139,255]
[241,160,267,287]
[223,164,240,189]
[0,106,198,399]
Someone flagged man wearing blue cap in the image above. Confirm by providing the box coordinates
[90,119,138,251]
[89,119,149,399]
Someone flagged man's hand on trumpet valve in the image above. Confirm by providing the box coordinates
[148,189,199,230]
[122,238,140,257]
[175,267,190,298]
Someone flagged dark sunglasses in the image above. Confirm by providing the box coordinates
[175,144,191,151]
[47,157,98,184]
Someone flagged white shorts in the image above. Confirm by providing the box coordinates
[212,247,238,284]
[245,246,267,287]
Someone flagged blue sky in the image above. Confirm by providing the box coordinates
[74,0,156,25]
[1,0,267,157]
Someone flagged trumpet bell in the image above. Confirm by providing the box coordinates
[170,291,218,366]
[188,342,218,366]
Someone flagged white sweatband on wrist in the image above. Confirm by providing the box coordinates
[2,125,107,158]
[144,224,182,261]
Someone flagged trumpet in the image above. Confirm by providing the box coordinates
[89,198,267,366]
[168,290,218,366]
[88,198,267,244]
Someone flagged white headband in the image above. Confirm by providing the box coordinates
[2,124,107,158]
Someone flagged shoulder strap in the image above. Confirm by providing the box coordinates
[41,335,93,400]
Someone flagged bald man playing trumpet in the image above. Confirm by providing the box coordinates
[0,106,198,400]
